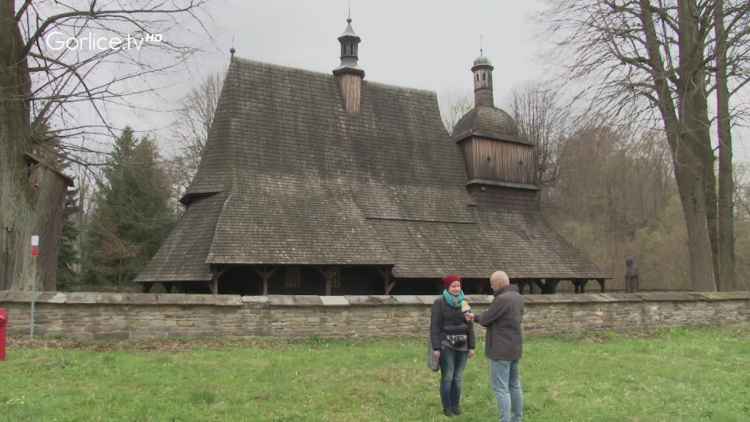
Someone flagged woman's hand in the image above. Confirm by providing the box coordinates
[433,350,441,360]
[468,349,476,358]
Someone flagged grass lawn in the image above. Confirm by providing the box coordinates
[1,324,748,421]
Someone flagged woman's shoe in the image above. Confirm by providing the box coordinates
[443,408,454,417]
[452,406,461,416]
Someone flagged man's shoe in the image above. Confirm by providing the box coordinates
[443,408,453,417]
[452,406,461,416]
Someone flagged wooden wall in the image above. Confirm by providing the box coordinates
[337,74,361,115]
[461,137,535,185]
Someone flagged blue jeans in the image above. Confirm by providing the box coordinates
[439,346,468,410]
[490,359,523,422]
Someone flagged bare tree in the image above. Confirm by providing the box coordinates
[539,0,750,291]
[712,0,744,291]
[545,121,684,291]
[439,90,473,134]
[1,0,212,290]
[510,84,568,193]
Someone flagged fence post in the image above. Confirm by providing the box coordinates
[0,308,7,361]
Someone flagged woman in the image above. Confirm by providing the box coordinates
[430,273,476,417]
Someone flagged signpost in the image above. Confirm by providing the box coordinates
[0,308,7,361]
[30,235,38,339]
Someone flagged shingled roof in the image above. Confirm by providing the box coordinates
[452,106,528,145]
[136,58,606,283]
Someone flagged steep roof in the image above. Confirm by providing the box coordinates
[137,58,606,282]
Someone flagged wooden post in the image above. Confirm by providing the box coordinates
[253,267,277,296]
[534,279,560,294]
[317,267,338,296]
[597,278,606,293]
[515,280,528,295]
[533,279,545,293]
[548,280,560,294]
[377,267,396,295]
[209,267,227,295]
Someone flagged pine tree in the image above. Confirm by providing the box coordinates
[84,127,176,285]
[56,188,80,287]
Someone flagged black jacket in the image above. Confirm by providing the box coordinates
[430,298,476,351]
[476,285,524,360]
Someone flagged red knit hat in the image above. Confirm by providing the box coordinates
[442,274,462,289]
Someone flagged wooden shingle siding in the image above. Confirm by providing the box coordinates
[135,194,227,282]
[452,106,526,145]
[136,58,608,286]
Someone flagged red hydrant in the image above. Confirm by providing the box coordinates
[0,308,7,361]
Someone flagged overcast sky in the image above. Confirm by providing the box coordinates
[127,0,748,162]
[203,0,547,97]
[137,0,548,135]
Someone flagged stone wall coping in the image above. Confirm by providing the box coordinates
[242,296,269,304]
[1,291,748,307]
[636,292,701,301]
[694,291,750,300]
[0,291,243,307]
[319,296,349,307]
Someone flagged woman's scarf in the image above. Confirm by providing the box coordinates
[442,289,465,308]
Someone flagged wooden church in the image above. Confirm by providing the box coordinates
[136,18,609,295]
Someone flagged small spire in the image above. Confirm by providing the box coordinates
[480,34,483,56]
[333,13,364,78]
[230,36,236,57]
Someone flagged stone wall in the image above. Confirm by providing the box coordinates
[0,291,748,340]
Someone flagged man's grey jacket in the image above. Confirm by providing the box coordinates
[476,284,524,361]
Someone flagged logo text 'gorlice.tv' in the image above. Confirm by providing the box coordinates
[45,32,163,51]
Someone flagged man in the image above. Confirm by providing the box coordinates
[467,271,524,422]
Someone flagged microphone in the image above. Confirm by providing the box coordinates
[461,300,471,314]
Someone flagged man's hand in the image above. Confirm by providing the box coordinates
[464,313,474,322]
[468,349,476,358]
[433,350,441,360]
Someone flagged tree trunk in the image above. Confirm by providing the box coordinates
[676,0,717,291]
[1,0,31,290]
[0,1,63,291]
[638,0,716,291]
[714,0,736,291]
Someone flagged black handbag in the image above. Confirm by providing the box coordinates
[427,299,446,372]
[427,337,440,372]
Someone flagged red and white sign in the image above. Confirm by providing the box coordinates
[30,235,39,257]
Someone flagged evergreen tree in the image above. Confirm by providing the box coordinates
[56,188,81,287]
[84,127,176,285]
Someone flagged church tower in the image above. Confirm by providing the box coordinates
[333,16,364,115]
[452,53,539,208]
